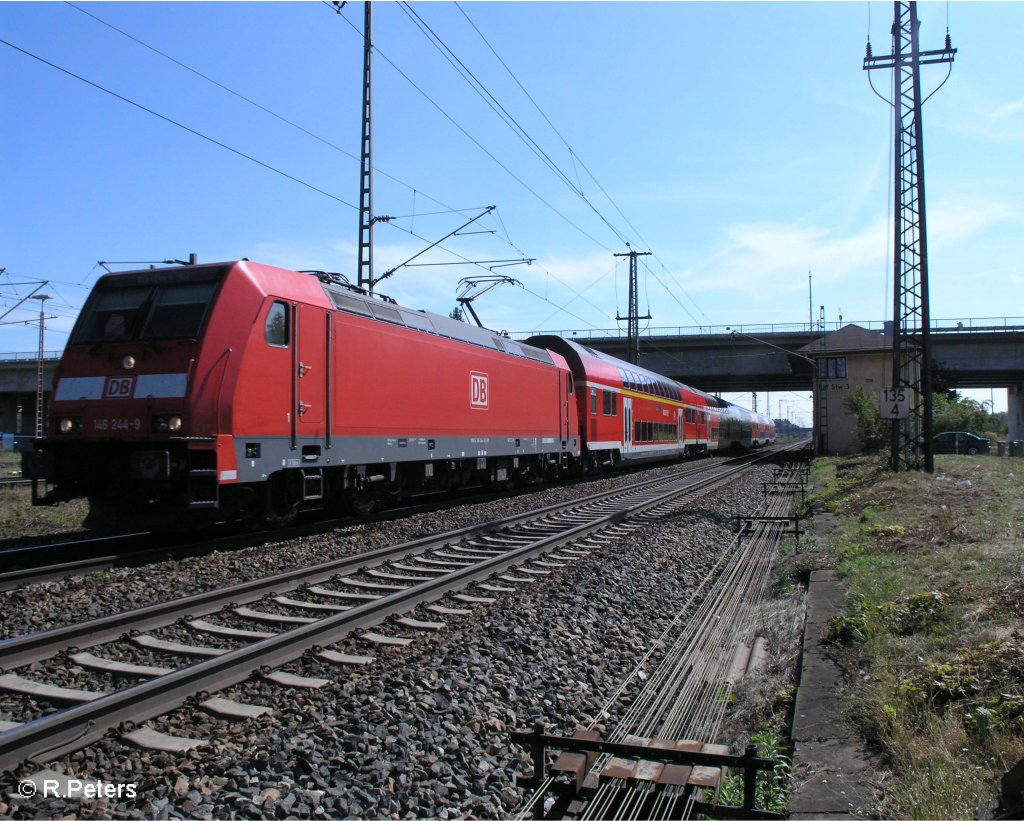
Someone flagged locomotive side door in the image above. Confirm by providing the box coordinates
[293,304,328,446]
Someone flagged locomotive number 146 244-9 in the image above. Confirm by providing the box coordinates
[92,418,142,432]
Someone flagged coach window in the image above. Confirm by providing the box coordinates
[265,301,289,347]
[590,388,598,415]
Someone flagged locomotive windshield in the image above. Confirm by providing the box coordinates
[72,266,226,344]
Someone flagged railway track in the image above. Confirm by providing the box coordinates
[0,479,562,591]
[0,449,784,772]
[516,460,809,820]
[0,478,30,488]
[0,451,773,591]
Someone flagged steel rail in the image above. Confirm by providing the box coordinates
[0,452,753,591]
[0,455,767,771]
[517,457,807,821]
[0,455,759,668]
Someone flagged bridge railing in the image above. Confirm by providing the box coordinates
[0,351,63,363]
[510,317,1024,340]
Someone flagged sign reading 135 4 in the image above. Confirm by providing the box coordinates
[880,387,909,419]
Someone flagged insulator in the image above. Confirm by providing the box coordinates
[944,32,953,51]
[865,39,873,58]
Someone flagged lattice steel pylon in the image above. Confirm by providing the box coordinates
[356,1,374,293]
[614,248,651,366]
[864,1,955,472]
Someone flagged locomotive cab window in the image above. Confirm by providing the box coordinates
[71,266,225,344]
[265,302,289,347]
[74,286,150,343]
[139,282,219,340]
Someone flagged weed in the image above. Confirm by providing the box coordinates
[718,723,792,815]
[775,569,795,597]
[813,454,1024,817]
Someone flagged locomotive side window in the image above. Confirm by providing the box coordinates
[265,302,289,347]
[566,373,574,395]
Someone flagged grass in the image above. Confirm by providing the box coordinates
[811,452,1024,818]
[0,448,89,539]
[719,719,792,814]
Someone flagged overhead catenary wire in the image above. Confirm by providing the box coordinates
[0,38,360,212]
[66,0,491,227]
[455,1,649,249]
[56,2,689,335]
[453,1,714,328]
[1,35,609,329]
[66,0,573,299]
[322,3,624,328]
[399,2,635,249]
[326,4,618,258]
[11,5,676,337]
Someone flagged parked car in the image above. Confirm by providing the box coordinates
[932,431,991,455]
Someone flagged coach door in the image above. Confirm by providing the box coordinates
[622,395,634,456]
[293,304,329,448]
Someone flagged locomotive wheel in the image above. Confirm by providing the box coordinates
[265,470,301,528]
[347,488,378,516]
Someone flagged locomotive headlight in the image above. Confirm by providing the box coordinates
[152,415,184,433]
[58,417,82,434]
[121,355,136,370]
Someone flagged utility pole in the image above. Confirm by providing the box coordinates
[614,248,651,365]
[864,1,955,473]
[31,293,51,439]
[356,1,374,293]
[807,269,813,333]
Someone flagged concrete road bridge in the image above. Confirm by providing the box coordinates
[514,317,1024,394]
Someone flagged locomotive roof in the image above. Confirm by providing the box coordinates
[88,261,560,368]
[311,270,558,367]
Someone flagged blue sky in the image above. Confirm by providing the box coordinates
[3,1,1021,422]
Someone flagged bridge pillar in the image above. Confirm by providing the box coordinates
[1009,384,1024,444]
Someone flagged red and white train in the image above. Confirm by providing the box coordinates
[23,260,774,529]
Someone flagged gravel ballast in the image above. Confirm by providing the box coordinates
[1,464,777,819]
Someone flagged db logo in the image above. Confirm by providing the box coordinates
[105,376,135,399]
[470,372,489,409]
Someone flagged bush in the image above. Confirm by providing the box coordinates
[843,388,886,453]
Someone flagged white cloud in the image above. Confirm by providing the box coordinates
[689,217,889,298]
[992,97,1024,120]
[662,193,1016,325]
